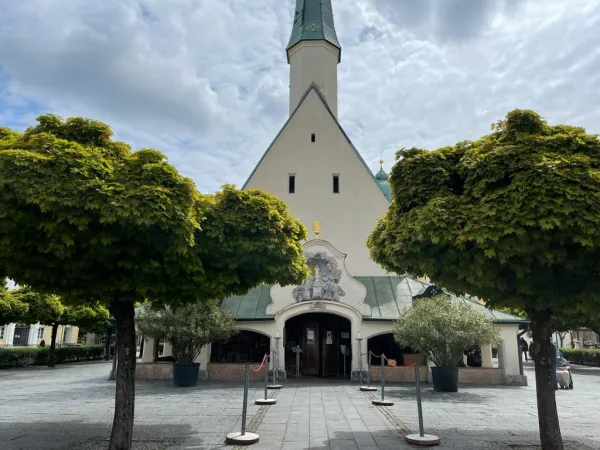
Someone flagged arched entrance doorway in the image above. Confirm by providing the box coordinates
[284,313,351,377]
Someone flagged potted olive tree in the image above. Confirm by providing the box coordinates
[394,294,498,392]
[137,301,237,387]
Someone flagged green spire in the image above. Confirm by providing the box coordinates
[287,0,341,59]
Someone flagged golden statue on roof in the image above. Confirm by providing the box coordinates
[312,220,321,239]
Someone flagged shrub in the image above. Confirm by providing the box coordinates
[394,294,499,367]
[560,348,600,367]
[137,301,236,364]
[0,345,105,369]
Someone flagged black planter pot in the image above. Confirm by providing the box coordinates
[173,363,200,387]
[431,366,459,392]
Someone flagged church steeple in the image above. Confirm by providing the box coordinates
[286,0,341,117]
[287,0,341,62]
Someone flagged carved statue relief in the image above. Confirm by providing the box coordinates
[292,251,345,302]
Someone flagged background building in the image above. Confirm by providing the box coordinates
[0,323,79,347]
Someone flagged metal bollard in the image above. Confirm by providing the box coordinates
[380,353,385,401]
[405,366,440,446]
[264,356,269,400]
[272,353,276,385]
[226,362,260,445]
[296,351,300,378]
[241,362,249,436]
[415,365,424,436]
[371,353,392,404]
[358,351,363,384]
[360,352,377,392]
[343,352,347,380]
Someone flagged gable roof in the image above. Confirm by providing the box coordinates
[241,83,391,203]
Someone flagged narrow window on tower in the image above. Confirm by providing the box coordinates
[333,174,340,194]
[311,133,316,143]
[289,174,296,194]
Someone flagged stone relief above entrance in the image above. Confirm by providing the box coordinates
[292,251,346,302]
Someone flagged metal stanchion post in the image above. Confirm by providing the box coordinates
[268,351,283,390]
[274,336,281,382]
[360,351,377,391]
[356,337,364,384]
[296,351,300,378]
[380,353,385,401]
[264,359,268,398]
[406,366,439,446]
[372,353,393,405]
[226,363,260,445]
[416,366,424,436]
[256,353,276,405]
[241,363,249,436]
[343,351,346,380]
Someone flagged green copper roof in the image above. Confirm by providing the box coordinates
[220,284,273,320]
[287,0,341,60]
[375,167,388,181]
[219,276,528,324]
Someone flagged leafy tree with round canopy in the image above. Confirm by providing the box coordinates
[0,283,28,326]
[10,286,110,366]
[368,109,600,450]
[0,114,308,450]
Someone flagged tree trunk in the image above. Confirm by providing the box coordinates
[569,331,575,349]
[138,336,144,359]
[109,326,118,380]
[105,324,112,360]
[108,301,136,450]
[558,333,565,348]
[530,311,563,450]
[48,322,59,368]
[153,338,159,362]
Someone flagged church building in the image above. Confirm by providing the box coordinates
[139,0,527,385]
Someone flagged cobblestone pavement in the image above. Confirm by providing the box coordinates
[0,361,598,449]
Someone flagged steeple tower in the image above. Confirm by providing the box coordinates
[286,0,341,117]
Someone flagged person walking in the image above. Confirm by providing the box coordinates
[520,337,529,362]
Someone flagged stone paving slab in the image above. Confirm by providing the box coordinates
[1,361,599,449]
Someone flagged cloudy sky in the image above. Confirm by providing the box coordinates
[1,0,599,193]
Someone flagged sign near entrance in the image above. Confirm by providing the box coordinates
[307,329,315,342]
[326,330,333,345]
[340,332,350,339]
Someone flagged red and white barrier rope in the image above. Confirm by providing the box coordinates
[251,348,275,372]
[383,354,417,370]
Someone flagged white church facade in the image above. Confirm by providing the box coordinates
[139,0,526,385]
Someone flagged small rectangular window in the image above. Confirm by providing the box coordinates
[333,175,340,193]
[37,327,45,339]
[311,133,316,143]
[289,175,296,194]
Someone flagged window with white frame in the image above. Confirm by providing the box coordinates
[0,326,4,340]
[37,327,45,339]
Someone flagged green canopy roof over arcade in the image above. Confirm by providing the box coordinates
[219,276,528,324]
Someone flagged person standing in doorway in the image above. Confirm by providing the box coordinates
[520,337,529,362]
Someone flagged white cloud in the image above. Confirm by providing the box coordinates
[0,0,599,192]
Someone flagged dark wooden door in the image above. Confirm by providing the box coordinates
[302,322,319,375]
[13,327,29,346]
[322,326,337,376]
